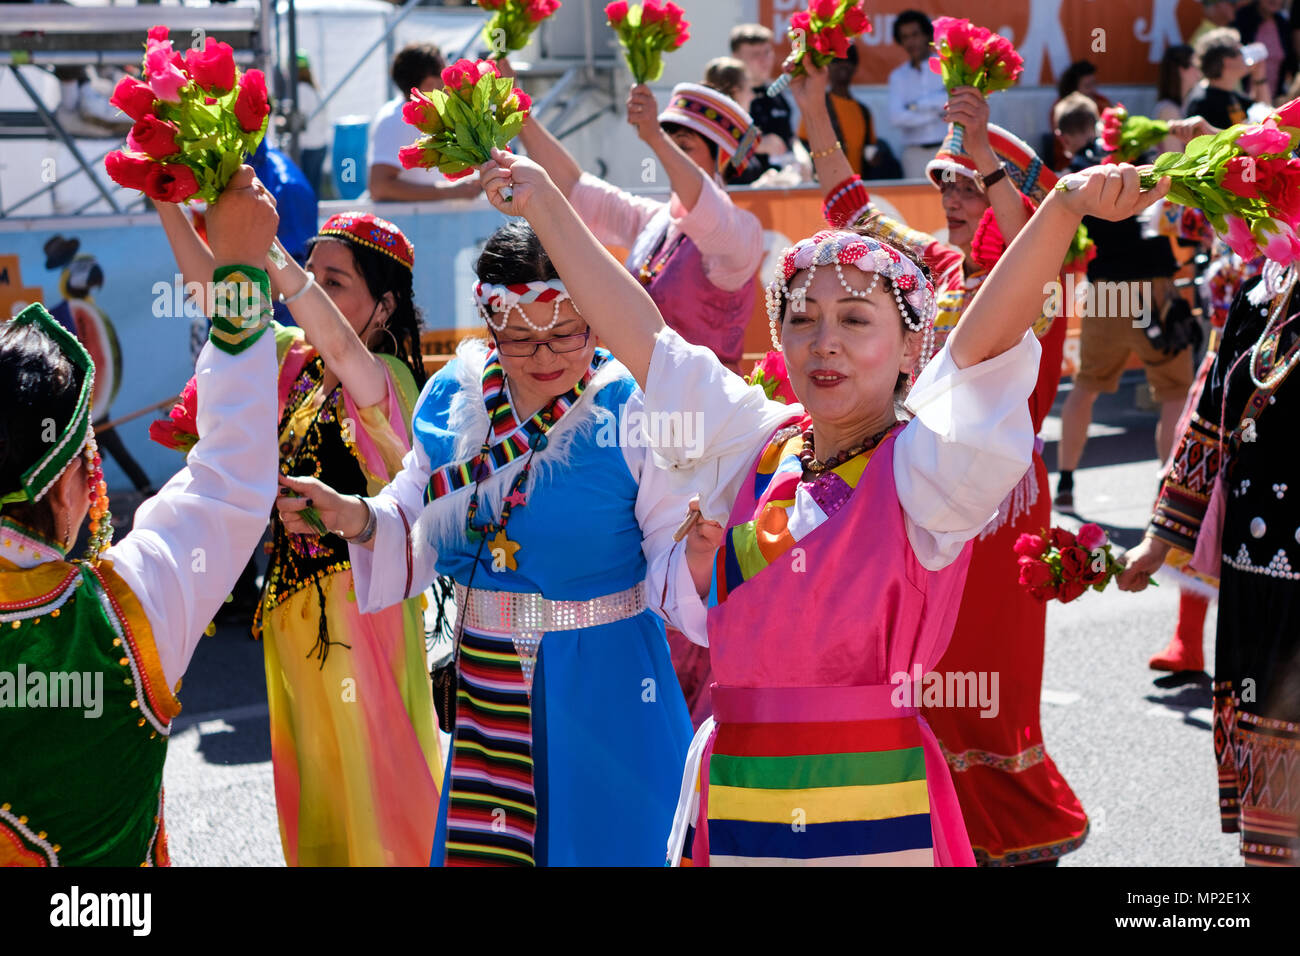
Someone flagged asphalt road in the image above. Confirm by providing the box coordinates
[159,371,1242,867]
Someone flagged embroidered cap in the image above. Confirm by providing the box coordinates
[0,303,95,505]
[658,82,758,171]
[925,123,1057,203]
[318,212,415,270]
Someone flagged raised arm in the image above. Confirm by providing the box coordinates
[947,164,1170,368]
[626,84,704,211]
[789,62,854,188]
[480,150,664,385]
[108,167,280,688]
[155,201,217,316]
[271,239,390,408]
[945,87,1031,247]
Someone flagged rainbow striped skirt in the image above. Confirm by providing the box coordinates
[668,685,935,866]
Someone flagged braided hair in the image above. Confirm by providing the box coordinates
[306,234,428,389]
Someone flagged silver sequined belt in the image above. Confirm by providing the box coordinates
[453,582,647,634]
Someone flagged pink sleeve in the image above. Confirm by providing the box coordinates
[341,363,413,490]
[569,172,664,248]
[667,178,763,292]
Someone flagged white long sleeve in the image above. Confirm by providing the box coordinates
[640,327,796,645]
[106,333,278,689]
[894,330,1040,570]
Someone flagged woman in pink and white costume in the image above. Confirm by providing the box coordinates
[477,147,1169,866]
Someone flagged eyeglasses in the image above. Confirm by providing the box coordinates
[492,330,591,358]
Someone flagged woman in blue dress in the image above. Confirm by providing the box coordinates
[279,220,695,866]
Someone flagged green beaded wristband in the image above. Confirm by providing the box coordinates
[209,264,272,355]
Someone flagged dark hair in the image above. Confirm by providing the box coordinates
[1195,27,1242,81]
[1056,60,1098,99]
[307,235,428,389]
[661,121,719,161]
[1157,44,1194,102]
[831,44,861,69]
[729,23,773,52]
[1053,91,1099,135]
[893,10,934,45]
[392,42,445,95]
[476,219,558,287]
[0,321,85,542]
[775,223,933,400]
[704,57,748,100]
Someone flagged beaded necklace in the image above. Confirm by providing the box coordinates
[799,421,898,477]
[637,228,685,287]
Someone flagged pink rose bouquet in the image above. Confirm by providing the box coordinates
[605,1,690,84]
[1015,523,1149,603]
[104,26,270,205]
[477,0,562,60]
[767,1,871,95]
[400,58,531,180]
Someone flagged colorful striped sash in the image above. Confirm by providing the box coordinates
[443,627,538,866]
[423,348,609,503]
[698,685,934,866]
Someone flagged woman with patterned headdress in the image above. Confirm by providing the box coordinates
[773,64,1088,867]
[0,168,279,865]
[278,219,694,866]
[473,142,1167,866]
[156,204,440,866]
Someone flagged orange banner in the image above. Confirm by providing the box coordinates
[758,0,1204,87]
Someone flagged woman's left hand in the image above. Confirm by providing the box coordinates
[479,147,557,217]
[682,496,725,599]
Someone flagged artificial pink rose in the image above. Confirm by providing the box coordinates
[1272,96,1300,127]
[233,69,270,132]
[1258,157,1300,227]
[145,45,189,103]
[843,4,870,35]
[672,29,690,48]
[665,1,687,30]
[1013,532,1048,558]
[110,77,157,122]
[143,162,200,203]
[641,0,666,26]
[1222,214,1262,260]
[1028,582,1061,602]
[526,0,560,22]
[604,1,629,25]
[443,166,477,181]
[1221,155,1267,199]
[127,115,181,160]
[441,59,476,90]
[147,25,170,44]
[811,0,839,20]
[1236,120,1293,157]
[399,141,436,170]
[185,37,237,95]
[790,11,812,38]
[1076,523,1108,551]
[505,88,532,113]
[105,149,153,191]
[962,35,987,71]
[402,92,444,133]
[1253,217,1300,266]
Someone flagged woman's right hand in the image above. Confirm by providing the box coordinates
[480,147,559,218]
[682,496,725,599]
[277,474,366,539]
[1052,163,1171,223]
[206,165,279,269]
[789,59,829,116]
[1116,535,1173,592]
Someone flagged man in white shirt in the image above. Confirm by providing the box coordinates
[367,43,481,202]
[887,10,948,180]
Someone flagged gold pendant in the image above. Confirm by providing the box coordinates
[487,530,521,572]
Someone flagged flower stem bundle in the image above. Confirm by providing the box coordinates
[605,1,690,85]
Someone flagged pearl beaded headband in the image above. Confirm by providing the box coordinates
[473,279,579,333]
[764,231,937,371]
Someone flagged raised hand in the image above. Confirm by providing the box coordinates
[479,147,557,217]
[944,86,990,151]
[205,165,278,269]
[1054,163,1171,222]
[789,59,829,115]
[627,84,661,143]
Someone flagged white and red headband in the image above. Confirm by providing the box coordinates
[473,278,579,332]
[765,230,937,354]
